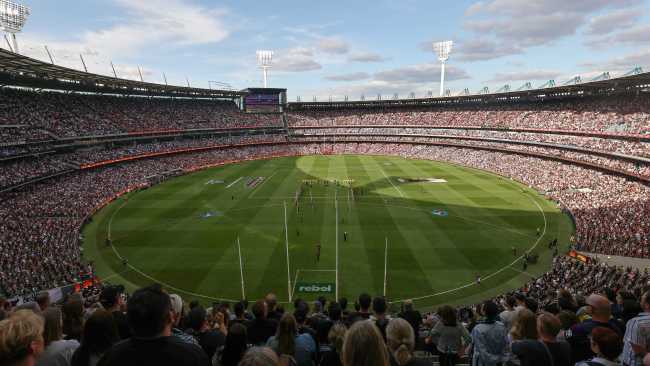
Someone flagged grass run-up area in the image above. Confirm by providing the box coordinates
[83,155,573,312]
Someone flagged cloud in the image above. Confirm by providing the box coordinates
[325,72,371,81]
[374,63,470,83]
[487,70,561,83]
[274,47,322,72]
[455,39,523,62]
[585,8,642,35]
[582,50,650,72]
[348,52,386,63]
[317,37,350,55]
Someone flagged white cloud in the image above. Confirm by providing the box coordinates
[274,47,322,72]
[487,70,561,83]
[325,72,371,81]
[585,8,642,35]
[374,63,470,83]
[317,37,350,55]
[348,52,386,63]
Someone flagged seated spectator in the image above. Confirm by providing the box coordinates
[247,300,278,346]
[575,327,623,366]
[386,318,429,366]
[97,284,209,366]
[427,305,470,366]
[266,313,315,366]
[0,310,45,366]
[70,309,119,366]
[37,307,80,366]
[468,300,509,366]
[98,286,130,340]
[320,324,346,366]
[342,320,389,366]
[511,312,571,366]
[239,347,279,366]
[218,322,248,366]
[185,305,226,361]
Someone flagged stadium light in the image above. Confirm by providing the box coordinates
[433,40,453,97]
[256,50,274,88]
[0,0,29,53]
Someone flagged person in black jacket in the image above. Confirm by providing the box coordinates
[246,300,278,346]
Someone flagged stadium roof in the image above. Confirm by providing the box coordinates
[289,70,650,110]
[0,48,245,98]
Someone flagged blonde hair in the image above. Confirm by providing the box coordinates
[328,323,347,354]
[386,318,415,366]
[342,321,389,366]
[0,310,44,365]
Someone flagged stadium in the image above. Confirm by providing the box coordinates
[1,1,650,366]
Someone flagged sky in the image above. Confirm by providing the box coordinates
[5,0,650,100]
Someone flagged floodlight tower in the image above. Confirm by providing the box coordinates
[433,40,453,97]
[0,0,29,53]
[256,50,274,88]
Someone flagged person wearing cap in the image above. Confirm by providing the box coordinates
[566,294,623,364]
[169,294,199,346]
[99,285,130,340]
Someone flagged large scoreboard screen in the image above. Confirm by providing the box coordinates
[242,88,286,113]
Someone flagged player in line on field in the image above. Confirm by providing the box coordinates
[316,243,321,263]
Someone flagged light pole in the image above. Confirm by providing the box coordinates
[256,50,274,88]
[433,40,453,97]
[0,0,29,53]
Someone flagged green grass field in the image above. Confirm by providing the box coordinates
[83,155,573,311]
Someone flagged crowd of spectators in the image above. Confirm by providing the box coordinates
[3,254,650,366]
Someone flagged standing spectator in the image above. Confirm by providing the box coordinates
[247,300,278,346]
[37,307,80,366]
[218,323,248,366]
[36,292,51,313]
[510,312,571,366]
[622,291,650,366]
[428,305,470,366]
[342,320,389,366]
[468,300,509,366]
[98,284,209,366]
[265,294,282,322]
[266,313,315,366]
[498,297,517,330]
[62,300,84,342]
[169,294,198,346]
[99,286,130,340]
[567,294,623,364]
[576,327,623,366]
[371,297,390,341]
[398,300,422,343]
[70,309,119,366]
[386,318,429,366]
[185,306,226,361]
[239,347,280,366]
[347,294,372,325]
[320,324,346,366]
[232,301,248,326]
[0,310,45,366]
[510,309,538,342]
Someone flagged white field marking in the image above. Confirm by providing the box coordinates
[237,237,246,300]
[226,176,243,188]
[248,172,277,198]
[380,168,405,198]
[291,269,301,300]
[389,195,548,304]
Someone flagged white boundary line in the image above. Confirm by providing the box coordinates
[226,176,243,188]
[389,194,548,304]
[380,168,405,198]
[236,237,246,300]
[248,172,277,198]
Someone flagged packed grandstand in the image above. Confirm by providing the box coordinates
[1,40,650,366]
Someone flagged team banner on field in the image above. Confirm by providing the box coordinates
[295,282,335,294]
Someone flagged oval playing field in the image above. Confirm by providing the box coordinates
[83,155,573,310]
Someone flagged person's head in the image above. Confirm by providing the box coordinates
[265,293,277,312]
[640,291,650,312]
[277,313,297,356]
[386,318,415,366]
[221,323,248,365]
[514,293,527,307]
[585,294,611,321]
[482,300,499,320]
[328,324,347,354]
[317,296,327,310]
[62,299,84,340]
[511,309,538,341]
[186,306,207,332]
[252,300,267,320]
[557,310,578,330]
[99,285,124,310]
[403,300,414,312]
[437,305,457,327]
[127,284,173,338]
[239,347,280,366]
[590,327,623,361]
[35,292,50,313]
[328,301,342,322]
[358,293,371,312]
[234,301,246,319]
[342,321,389,366]
[0,310,45,366]
[80,309,118,354]
[537,312,561,341]
[42,308,63,347]
[372,297,387,316]
[168,294,184,327]
[339,298,348,312]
